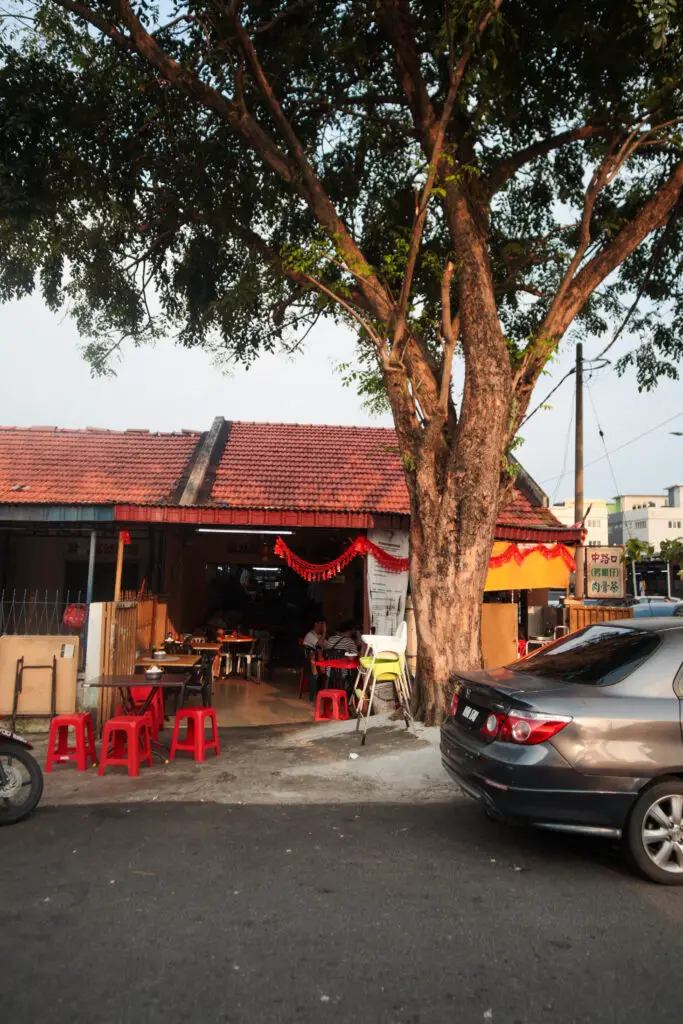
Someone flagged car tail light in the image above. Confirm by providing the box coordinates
[481,709,571,745]
[499,710,571,745]
[451,690,460,718]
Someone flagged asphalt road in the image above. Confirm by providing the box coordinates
[3,799,682,1024]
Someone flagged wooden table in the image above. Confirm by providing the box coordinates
[136,654,200,670]
[190,642,223,653]
[215,636,253,677]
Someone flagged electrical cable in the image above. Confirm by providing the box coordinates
[551,401,574,505]
[520,367,575,427]
[541,408,683,488]
[586,385,633,541]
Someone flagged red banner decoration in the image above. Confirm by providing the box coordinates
[274,536,575,582]
[120,530,132,546]
[274,535,409,582]
[488,542,576,572]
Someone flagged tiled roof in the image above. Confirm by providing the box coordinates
[209,421,565,531]
[497,489,568,531]
[0,421,570,537]
[211,422,408,514]
[0,427,201,505]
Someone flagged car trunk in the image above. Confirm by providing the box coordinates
[451,669,571,745]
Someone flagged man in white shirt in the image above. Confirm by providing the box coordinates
[303,619,326,702]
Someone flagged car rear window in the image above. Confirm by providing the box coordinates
[509,625,660,685]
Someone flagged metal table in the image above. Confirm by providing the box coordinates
[85,674,191,755]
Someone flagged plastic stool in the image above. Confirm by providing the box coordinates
[115,703,159,741]
[98,716,153,777]
[170,708,220,762]
[45,712,97,772]
[130,686,165,733]
[315,688,349,722]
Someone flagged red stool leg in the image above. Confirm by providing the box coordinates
[210,710,220,755]
[45,719,59,772]
[98,723,113,775]
[140,722,153,769]
[85,714,97,766]
[74,718,88,772]
[169,713,183,759]
[126,728,140,777]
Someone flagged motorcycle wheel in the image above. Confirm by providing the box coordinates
[0,742,44,826]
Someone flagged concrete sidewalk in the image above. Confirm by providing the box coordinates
[36,715,457,807]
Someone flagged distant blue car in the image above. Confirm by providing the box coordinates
[631,598,683,618]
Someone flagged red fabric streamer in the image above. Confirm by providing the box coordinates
[488,542,576,572]
[274,536,576,581]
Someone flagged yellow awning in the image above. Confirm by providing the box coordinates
[484,542,574,592]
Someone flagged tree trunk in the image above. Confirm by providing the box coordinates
[409,484,503,725]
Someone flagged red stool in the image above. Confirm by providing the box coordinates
[315,689,349,722]
[115,703,159,741]
[98,716,153,777]
[130,687,165,733]
[45,712,97,772]
[170,708,220,762]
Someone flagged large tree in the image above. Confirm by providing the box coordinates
[2,0,683,721]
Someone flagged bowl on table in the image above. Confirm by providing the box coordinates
[145,665,163,679]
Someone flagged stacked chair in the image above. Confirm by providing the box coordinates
[353,621,414,745]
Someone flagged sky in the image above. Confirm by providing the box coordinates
[1,293,682,503]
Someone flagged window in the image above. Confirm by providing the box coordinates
[634,520,647,529]
[668,521,682,530]
[508,624,660,685]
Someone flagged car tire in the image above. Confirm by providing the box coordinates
[624,779,683,885]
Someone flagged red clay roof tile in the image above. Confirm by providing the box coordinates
[0,421,567,535]
[0,426,200,505]
[209,422,564,530]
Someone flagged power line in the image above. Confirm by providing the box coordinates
[540,408,683,488]
[551,399,574,505]
[586,384,633,541]
[521,356,611,429]
[520,367,575,427]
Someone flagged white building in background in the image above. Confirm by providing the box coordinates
[550,498,609,546]
[608,485,683,548]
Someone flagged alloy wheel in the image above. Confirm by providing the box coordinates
[641,794,683,874]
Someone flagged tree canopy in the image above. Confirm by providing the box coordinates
[1,0,683,387]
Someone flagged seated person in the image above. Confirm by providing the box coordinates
[323,620,359,694]
[302,619,326,702]
[323,620,359,658]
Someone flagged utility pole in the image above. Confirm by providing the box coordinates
[574,342,585,600]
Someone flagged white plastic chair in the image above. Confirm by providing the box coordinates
[354,621,413,743]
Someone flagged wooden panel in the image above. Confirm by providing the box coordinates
[565,600,632,634]
[0,636,78,717]
[481,604,518,669]
[96,601,138,730]
[134,597,168,652]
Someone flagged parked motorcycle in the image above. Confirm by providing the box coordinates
[0,725,44,825]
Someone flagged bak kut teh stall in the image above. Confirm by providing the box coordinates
[0,420,583,717]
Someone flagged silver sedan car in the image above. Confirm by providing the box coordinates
[441,619,683,883]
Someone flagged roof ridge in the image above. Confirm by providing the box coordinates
[0,425,202,436]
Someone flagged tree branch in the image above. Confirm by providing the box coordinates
[439,262,459,412]
[484,124,606,194]
[229,11,394,321]
[515,157,683,407]
[92,0,298,183]
[51,0,135,50]
[254,1,311,32]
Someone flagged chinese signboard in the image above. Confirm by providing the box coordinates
[586,546,625,599]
